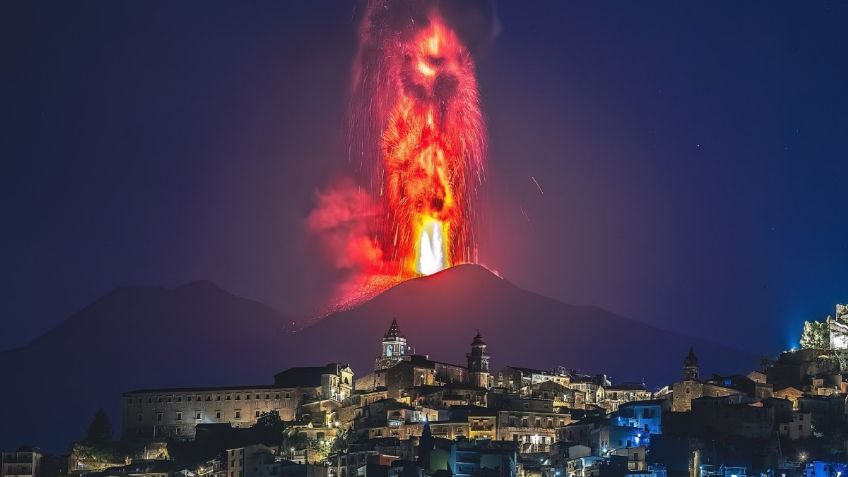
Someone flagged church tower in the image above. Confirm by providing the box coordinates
[375,318,408,371]
[683,346,699,381]
[467,331,491,388]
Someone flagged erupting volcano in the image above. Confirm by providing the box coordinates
[309,0,489,310]
[350,1,486,281]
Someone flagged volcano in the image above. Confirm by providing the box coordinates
[0,264,757,451]
[290,264,757,385]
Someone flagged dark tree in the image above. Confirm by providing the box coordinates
[254,410,283,429]
[84,409,113,447]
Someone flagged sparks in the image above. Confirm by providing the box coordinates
[351,4,487,284]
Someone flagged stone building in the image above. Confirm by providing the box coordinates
[671,348,740,412]
[495,366,571,392]
[225,444,275,477]
[359,320,489,397]
[1,449,42,477]
[491,398,568,453]
[467,332,491,389]
[375,318,408,371]
[123,364,353,440]
[829,304,848,350]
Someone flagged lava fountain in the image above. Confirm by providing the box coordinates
[351,2,487,280]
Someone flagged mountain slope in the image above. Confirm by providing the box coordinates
[0,281,294,452]
[0,265,758,452]
[292,264,757,386]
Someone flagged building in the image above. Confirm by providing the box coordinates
[495,366,571,392]
[828,304,848,350]
[491,397,566,453]
[671,348,740,412]
[375,318,408,371]
[616,399,665,436]
[226,444,276,477]
[448,440,517,477]
[467,332,491,389]
[123,364,353,440]
[1,449,42,477]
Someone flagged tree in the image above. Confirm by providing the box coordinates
[800,320,829,349]
[84,409,114,448]
[254,410,283,429]
[252,411,285,446]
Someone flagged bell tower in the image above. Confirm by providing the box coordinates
[683,347,699,381]
[467,330,491,388]
[375,318,408,371]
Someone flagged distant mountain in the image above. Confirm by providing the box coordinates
[290,264,758,388]
[0,265,758,452]
[0,281,295,452]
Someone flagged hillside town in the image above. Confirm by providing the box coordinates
[6,307,848,477]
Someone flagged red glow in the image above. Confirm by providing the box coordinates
[311,8,486,310]
[379,16,486,277]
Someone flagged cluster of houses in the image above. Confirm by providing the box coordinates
[7,308,848,477]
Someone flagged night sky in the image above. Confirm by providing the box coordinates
[2,1,846,356]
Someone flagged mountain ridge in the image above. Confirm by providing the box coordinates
[0,264,758,452]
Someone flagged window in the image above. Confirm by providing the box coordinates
[266,394,270,399]
[256,411,261,418]
[235,395,241,400]
[285,393,290,399]
[176,412,182,421]
[227,396,231,400]
[177,397,182,402]
[216,411,222,419]
[157,413,163,422]
[217,396,221,401]
[196,412,202,420]
[207,397,211,401]
[235,411,241,419]
[256,394,260,399]
[187,397,191,402]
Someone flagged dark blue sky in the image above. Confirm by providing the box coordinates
[2,1,846,355]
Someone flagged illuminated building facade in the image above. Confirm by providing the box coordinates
[122,363,353,441]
